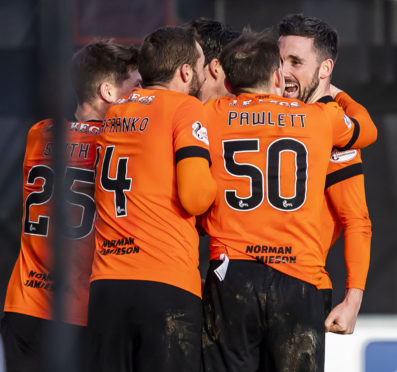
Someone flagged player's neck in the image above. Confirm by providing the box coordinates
[238,84,275,96]
[306,81,331,104]
[74,102,107,122]
[145,80,188,95]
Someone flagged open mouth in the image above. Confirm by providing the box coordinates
[283,81,299,98]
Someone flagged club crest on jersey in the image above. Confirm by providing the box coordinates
[343,115,352,129]
[192,121,209,145]
[330,148,358,163]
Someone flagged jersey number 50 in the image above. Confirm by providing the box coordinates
[223,138,308,212]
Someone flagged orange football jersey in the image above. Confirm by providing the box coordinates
[318,92,372,290]
[91,89,211,298]
[203,93,376,288]
[4,119,99,326]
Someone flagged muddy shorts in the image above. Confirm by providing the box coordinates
[202,260,332,372]
[88,279,202,372]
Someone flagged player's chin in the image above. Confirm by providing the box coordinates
[283,90,299,99]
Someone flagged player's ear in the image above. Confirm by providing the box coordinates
[208,59,221,80]
[319,58,334,79]
[274,68,282,88]
[180,63,192,83]
[272,68,284,96]
[99,82,116,103]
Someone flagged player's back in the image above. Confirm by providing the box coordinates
[92,88,210,298]
[4,118,99,325]
[203,93,356,287]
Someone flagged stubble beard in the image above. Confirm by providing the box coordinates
[188,69,202,99]
[298,66,320,103]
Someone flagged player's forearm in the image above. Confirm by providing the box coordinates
[334,91,368,119]
[335,91,378,147]
[344,230,371,290]
[326,174,371,289]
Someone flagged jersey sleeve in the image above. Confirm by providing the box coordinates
[335,92,378,148]
[325,153,371,290]
[173,97,211,165]
[176,157,216,216]
[321,101,376,150]
[335,91,374,129]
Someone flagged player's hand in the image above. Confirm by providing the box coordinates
[330,84,343,98]
[325,288,363,334]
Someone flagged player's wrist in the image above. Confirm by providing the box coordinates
[344,288,363,310]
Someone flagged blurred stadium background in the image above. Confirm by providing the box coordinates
[0,0,396,371]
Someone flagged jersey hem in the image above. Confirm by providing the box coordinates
[209,250,327,289]
[3,306,87,327]
[90,275,202,299]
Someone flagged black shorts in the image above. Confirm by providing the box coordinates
[1,312,88,372]
[202,260,332,372]
[88,279,202,372]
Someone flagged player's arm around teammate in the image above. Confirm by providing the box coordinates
[278,14,376,335]
[322,87,372,334]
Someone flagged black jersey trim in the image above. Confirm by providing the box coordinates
[336,117,360,151]
[317,97,361,151]
[325,162,363,189]
[175,146,211,166]
[318,95,334,104]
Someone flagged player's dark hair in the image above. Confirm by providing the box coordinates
[189,18,240,66]
[220,29,280,95]
[71,40,138,105]
[138,26,200,87]
[278,13,338,62]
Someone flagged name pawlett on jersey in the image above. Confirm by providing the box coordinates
[23,270,54,291]
[100,116,149,134]
[228,111,306,128]
[43,142,91,159]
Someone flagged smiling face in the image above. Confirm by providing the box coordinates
[279,35,322,103]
